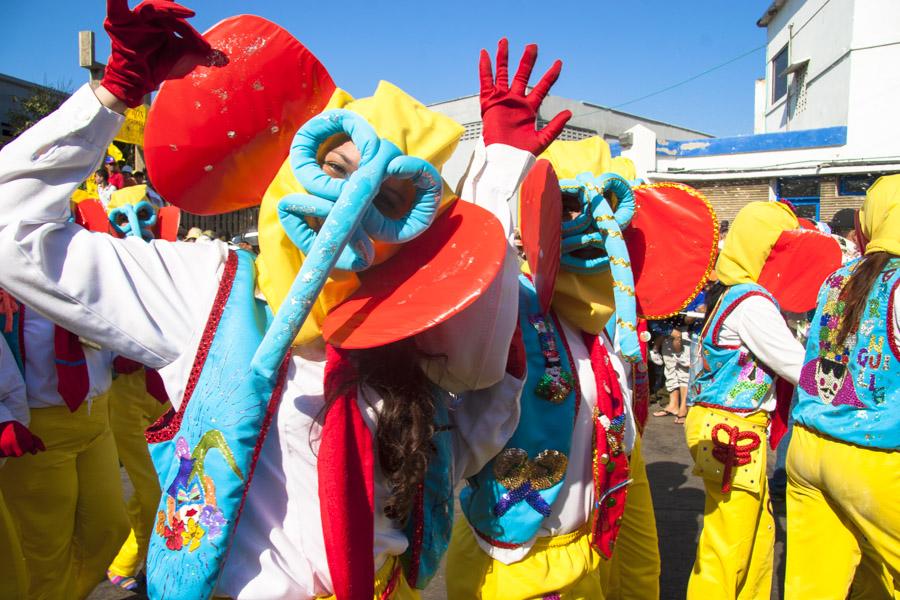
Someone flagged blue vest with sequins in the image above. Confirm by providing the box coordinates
[689,283,778,413]
[459,276,576,547]
[143,250,454,598]
[793,258,900,449]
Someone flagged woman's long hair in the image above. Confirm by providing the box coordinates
[836,251,893,347]
[324,338,437,525]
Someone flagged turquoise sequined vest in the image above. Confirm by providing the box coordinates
[459,276,576,546]
[794,258,900,449]
[689,283,778,412]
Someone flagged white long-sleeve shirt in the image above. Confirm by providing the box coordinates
[715,294,805,413]
[0,84,530,599]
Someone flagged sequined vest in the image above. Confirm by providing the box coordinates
[143,250,455,598]
[794,258,900,449]
[459,276,578,546]
[689,283,778,413]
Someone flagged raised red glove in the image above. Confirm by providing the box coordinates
[0,421,46,458]
[479,38,572,155]
[102,0,213,108]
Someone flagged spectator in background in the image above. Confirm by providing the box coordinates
[121,165,137,188]
[94,169,116,209]
[182,227,202,242]
[134,171,165,208]
[105,158,124,189]
[651,327,691,423]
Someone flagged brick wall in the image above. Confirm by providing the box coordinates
[819,175,863,224]
[686,178,771,223]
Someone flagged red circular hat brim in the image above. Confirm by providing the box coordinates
[626,183,719,319]
[519,159,561,313]
[323,201,507,349]
[758,229,843,313]
[145,15,336,215]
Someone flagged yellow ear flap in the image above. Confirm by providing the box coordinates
[716,201,799,285]
[609,156,636,182]
[540,137,611,180]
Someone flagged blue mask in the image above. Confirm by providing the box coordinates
[109,200,158,241]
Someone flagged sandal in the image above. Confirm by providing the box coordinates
[653,409,677,418]
[674,415,687,424]
[107,571,139,592]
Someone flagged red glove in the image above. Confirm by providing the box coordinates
[0,421,46,458]
[101,0,213,108]
[479,38,572,155]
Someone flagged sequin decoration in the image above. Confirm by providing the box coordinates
[602,414,626,456]
[493,448,568,517]
[529,314,575,403]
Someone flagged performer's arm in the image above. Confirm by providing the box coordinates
[0,336,27,426]
[735,296,805,385]
[0,85,226,368]
[417,40,570,392]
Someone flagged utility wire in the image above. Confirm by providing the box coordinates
[609,43,766,110]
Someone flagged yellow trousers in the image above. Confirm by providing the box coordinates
[685,406,773,600]
[446,520,602,599]
[598,435,661,600]
[0,486,28,599]
[0,393,129,600]
[786,425,900,600]
[106,371,170,578]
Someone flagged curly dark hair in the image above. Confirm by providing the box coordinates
[324,338,437,525]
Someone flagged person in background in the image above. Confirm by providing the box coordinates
[106,157,124,189]
[94,168,117,209]
[121,164,137,187]
[182,226,202,242]
[651,326,691,423]
[786,175,900,599]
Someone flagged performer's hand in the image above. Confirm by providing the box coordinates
[479,39,572,155]
[0,421,46,458]
[100,0,212,109]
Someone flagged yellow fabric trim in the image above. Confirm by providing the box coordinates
[716,201,798,286]
[859,174,900,256]
[550,269,616,335]
[540,136,611,180]
[108,184,149,210]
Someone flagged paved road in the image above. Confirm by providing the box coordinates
[91,406,786,600]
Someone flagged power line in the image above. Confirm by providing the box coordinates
[610,43,767,110]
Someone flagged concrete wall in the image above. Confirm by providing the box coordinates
[763,0,854,133]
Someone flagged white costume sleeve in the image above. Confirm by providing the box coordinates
[734,295,805,385]
[417,141,534,393]
[0,336,27,425]
[0,84,227,371]
[450,373,524,481]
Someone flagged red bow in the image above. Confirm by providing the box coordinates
[711,422,761,494]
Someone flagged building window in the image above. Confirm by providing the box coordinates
[778,177,820,220]
[838,173,881,196]
[772,45,789,103]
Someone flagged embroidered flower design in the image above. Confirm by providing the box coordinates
[182,518,205,553]
[163,516,186,551]
[199,505,226,539]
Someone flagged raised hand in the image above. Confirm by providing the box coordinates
[479,38,572,155]
[101,0,213,108]
[0,421,46,458]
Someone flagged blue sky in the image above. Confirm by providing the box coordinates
[2,1,773,137]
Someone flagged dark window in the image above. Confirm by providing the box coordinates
[778,177,819,198]
[772,46,789,103]
[838,173,880,196]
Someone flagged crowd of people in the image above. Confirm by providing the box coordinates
[0,2,896,600]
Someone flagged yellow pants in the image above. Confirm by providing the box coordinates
[106,371,170,578]
[446,519,602,599]
[0,486,28,599]
[0,394,129,600]
[786,425,900,600]
[598,435,661,600]
[318,556,418,599]
[685,406,773,600]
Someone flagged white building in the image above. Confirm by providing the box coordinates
[626,0,900,227]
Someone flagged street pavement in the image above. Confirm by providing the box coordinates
[91,404,787,600]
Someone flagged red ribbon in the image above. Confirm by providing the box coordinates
[711,422,761,494]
